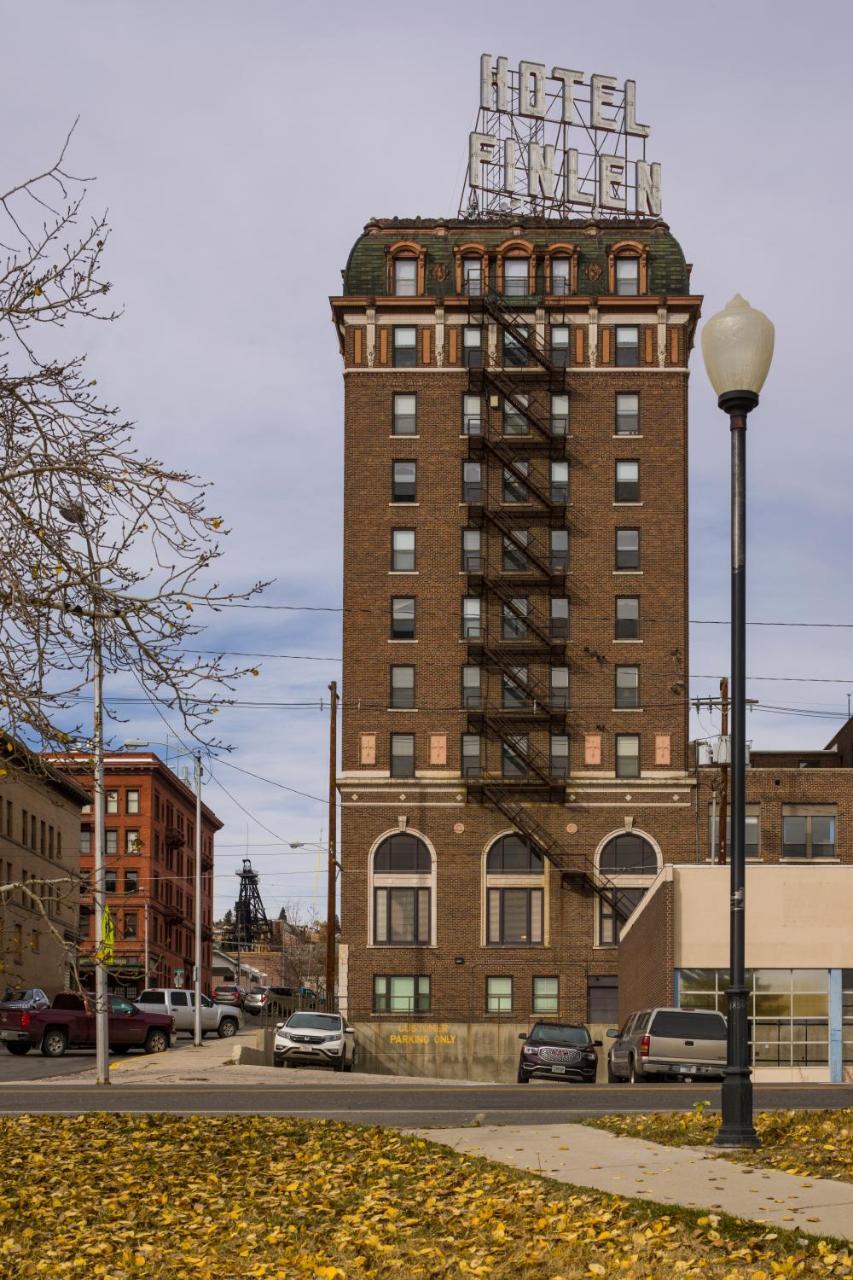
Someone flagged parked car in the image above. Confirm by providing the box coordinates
[273,1011,356,1071]
[243,986,269,1016]
[212,984,245,1008]
[0,988,50,1011]
[0,992,173,1057]
[517,1022,601,1084]
[135,989,242,1038]
[607,1007,728,1082]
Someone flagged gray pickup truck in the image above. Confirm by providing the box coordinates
[135,989,242,1038]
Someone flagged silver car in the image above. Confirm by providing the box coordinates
[607,1007,728,1082]
[136,989,242,1038]
[273,1011,356,1072]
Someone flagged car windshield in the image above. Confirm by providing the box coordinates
[528,1024,591,1046]
[285,1013,341,1031]
[651,1011,727,1039]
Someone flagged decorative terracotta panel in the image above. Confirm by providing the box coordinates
[359,734,376,766]
[584,734,601,766]
[655,734,671,766]
[429,734,447,766]
[421,327,431,366]
[378,328,389,366]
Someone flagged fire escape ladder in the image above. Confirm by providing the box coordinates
[479,786,632,922]
[484,577,554,648]
[478,714,555,786]
[478,368,555,440]
[480,509,554,579]
[480,436,563,512]
[479,645,566,716]
[474,290,557,375]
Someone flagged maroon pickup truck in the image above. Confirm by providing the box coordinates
[0,992,174,1057]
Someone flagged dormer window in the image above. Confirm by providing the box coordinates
[615,256,640,296]
[394,257,418,296]
[503,257,529,297]
[551,256,571,296]
[462,256,483,297]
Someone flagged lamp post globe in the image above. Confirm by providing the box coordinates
[702,293,774,1150]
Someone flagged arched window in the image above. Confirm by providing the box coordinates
[485,834,545,945]
[596,831,660,946]
[387,241,426,296]
[607,241,648,296]
[371,832,434,945]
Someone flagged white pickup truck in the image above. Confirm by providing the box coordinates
[135,988,242,1038]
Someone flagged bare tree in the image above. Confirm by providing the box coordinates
[0,125,267,755]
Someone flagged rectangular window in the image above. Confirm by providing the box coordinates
[503,326,529,366]
[393,326,417,367]
[551,734,569,778]
[615,392,640,435]
[392,460,417,502]
[503,394,528,435]
[501,597,528,640]
[615,256,640,296]
[393,393,417,436]
[462,596,482,639]
[615,666,640,709]
[125,830,141,855]
[709,805,760,860]
[550,597,569,640]
[616,734,640,779]
[502,531,529,573]
[394,257,417,296]
[462,256,482,296]
[551,256,571,296]
[104,869,117,894]
[550,393,569,437]
[391,597,416,639]
[373,975,431,1014]
[462,327,483,368]
[503,461,529,503]
[486,975,513,1013]
[502,666,528,710]
[461,666,481,709]
[105,791,119,815]
[123,911,138,940]
[390,734,415,778]
[461,733,482,777]
[125,870,139,894]
[616,528,640,569]
[782,808,836,859]
[390,665,416,709]
[462,460,482,503]
[550,530,569,572]
[374,886,430,945]
[391,529,416,571]
[550,324,570,367]
[503,258,529,297]
[550,666,569,708]
[600,888,645,945]
[615,460,640,502]
[462,529,482,572]
[80,826,92,855]
[615,326,640,366]
[533,976,559,1013]
[615,596,640,639]
[502,735,528,778]
[105,829,118,856]
[550,460,569,504]
[126,789,140,815]
[462,393,482,435]
[487,888,542,945]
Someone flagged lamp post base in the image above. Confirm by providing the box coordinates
[714,1068,760,1148]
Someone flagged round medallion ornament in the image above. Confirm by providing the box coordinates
[454,822,465,834]
[565,822,578,834]
[433,263,448,282]
[584,262,602,281]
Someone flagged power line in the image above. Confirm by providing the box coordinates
[212,756,327,806]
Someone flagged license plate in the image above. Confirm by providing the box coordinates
[552,1065,567,1074]
[0,1030,23,1041]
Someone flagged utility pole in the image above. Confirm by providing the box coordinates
[325,681,338,1012]
[718,676,729,866]
[143,901,149,989]
[91,578,110,1086]
[193,752,203,1047]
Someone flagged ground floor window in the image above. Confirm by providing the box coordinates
[587,975,618,1024]
[678,968,830,1066]
[373,975,431,1014]
[598,887,646,946]
[532,976,558,1014]
[843,969,853,1063]
[486,976,512,1014]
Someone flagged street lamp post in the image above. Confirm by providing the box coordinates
[701,294,774,1149]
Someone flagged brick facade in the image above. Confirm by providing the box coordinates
[617,874,674,1022]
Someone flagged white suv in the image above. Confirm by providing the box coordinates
[273,1011,356,1072]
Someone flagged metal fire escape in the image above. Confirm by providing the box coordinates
[463,284,627,920]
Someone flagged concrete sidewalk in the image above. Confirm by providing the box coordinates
[419,1122,853,1242]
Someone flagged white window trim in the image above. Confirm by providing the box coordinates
[480,830,549,948]
[367,828,438,949]
[592,828,662,949]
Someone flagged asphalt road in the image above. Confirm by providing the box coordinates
[0,1047,117,1081]
[1,1081,851,1123]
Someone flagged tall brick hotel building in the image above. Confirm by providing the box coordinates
[330,218,703,1039]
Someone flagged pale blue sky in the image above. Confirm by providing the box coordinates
[5,0,853,914]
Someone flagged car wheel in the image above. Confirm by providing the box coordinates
[41,1028,68,1058]
[628,1056,644,1084]
[333,1052,346,1072]
[607,1064,621,1083]
[145,1029,169,1054]
[5,1042,31,1056]
[217,1018,238,1038]
[517,1065,529,1084]
[273,1057,284,1068]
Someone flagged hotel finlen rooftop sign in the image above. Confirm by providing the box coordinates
[460,55,662,220]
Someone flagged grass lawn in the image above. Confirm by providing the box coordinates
[0,1116,851,1278]
[583,1106,853,1184]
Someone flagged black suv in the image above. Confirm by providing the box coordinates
[517,1022,601,1083]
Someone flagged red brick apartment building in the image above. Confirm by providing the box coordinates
[330,217,703,1049]
[55,753,221,998]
